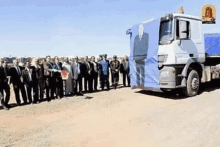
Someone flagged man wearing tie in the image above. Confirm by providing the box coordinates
[98,54,103,89]
[120,55,130,87]
[0,59,11,110]
[71,56,83,96]
[90,56,99,91]
[10,59,27,106]
[43,56,55,101]
[22,60,36,104]
[85,56,92,93]
[53,57,63,99]
[31,58,44,103]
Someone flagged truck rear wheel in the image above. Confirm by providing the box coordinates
[183,70,200,97]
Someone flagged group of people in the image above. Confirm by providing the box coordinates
[0,54,130,110]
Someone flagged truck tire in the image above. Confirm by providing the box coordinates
[183,70,200,97]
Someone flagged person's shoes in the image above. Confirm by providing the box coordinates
[5,104,10,108]
[79,92,83,96]
[17,103,21,107]
[3,106,9,110]
[0,98,4,106]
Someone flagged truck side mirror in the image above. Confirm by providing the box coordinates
[126,29,131,35]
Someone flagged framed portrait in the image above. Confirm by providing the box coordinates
[201,5,216,24]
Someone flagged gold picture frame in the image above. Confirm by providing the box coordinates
[201,4,216,24]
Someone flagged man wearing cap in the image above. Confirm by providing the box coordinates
[99,54,110,90]
[110,55,120,89]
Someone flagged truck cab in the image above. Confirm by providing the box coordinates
[158,13,205,95]
[127,13,214,97]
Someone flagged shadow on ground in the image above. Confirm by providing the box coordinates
[135,79,220,100]
[85,96,93,99]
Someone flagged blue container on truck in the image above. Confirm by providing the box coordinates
[205,33,220,56]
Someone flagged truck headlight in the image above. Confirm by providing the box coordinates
[160,71,170,77]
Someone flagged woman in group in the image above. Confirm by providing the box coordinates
[62,57,73,96]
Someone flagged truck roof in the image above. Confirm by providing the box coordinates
[171,13,201,21]
[127,13,202,33]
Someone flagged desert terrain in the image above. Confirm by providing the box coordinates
[1,77,220,147]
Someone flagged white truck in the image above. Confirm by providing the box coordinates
[127,13,220,97]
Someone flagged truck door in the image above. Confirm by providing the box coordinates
[175,18,199,63]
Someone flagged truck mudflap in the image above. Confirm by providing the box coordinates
[128,18,161,92]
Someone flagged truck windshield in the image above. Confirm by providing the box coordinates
[159,19,173,44]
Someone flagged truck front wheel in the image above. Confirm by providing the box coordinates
[183,70,200,97]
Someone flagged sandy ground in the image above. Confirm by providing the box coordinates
[1,76,220,147]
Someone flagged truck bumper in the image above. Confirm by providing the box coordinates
[159,66,176,89]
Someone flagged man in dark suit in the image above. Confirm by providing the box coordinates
[81,56,91,93]
[32,58,45,103]
[98,54,103,89]
[120,55,130,87]
[90,56,99,91]
[10,59,27,106]
[22,60,37,104]
[54,56,63,68]
[71,56,83,96]
[0,59,11,110]
[53,57,63,99]
[43,56,55,101]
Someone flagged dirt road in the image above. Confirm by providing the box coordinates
[1,80,220,147]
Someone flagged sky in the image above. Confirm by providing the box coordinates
[0,0,219,58]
